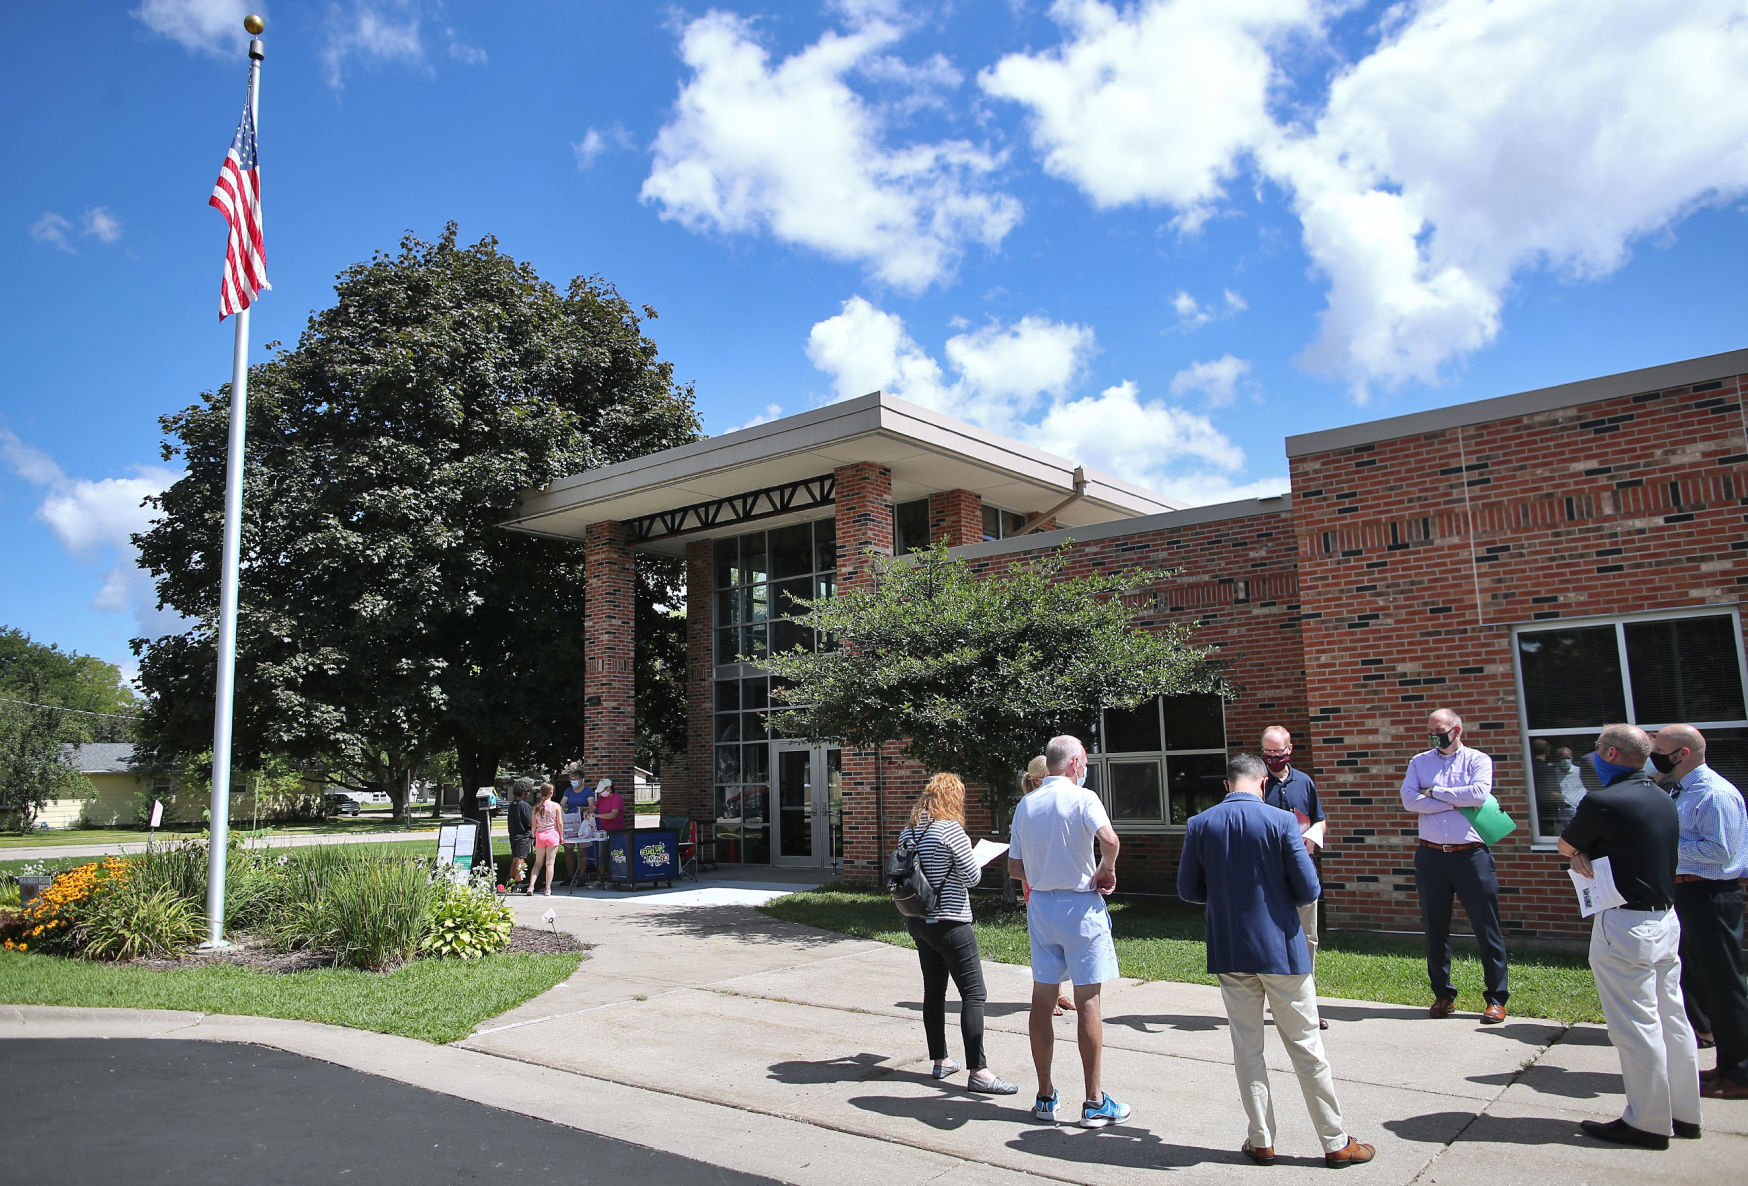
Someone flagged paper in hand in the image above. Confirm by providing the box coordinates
[1301,818,1327,849]
[1568,855,1627,917]
[972,839,1010,866]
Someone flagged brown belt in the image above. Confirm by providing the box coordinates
[1675,874,1736,884]
[1420,840,1485,853]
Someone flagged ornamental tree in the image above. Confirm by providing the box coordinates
[133,226,700,865]
[762,543,1225,839]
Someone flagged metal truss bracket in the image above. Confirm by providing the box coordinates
[628,473,837,543]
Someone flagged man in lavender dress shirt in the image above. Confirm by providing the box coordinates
[1401,708,1510,1023]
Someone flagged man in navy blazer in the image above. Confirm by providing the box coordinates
[1179,753,1374,1169]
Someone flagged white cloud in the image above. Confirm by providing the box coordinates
[722,403,786,434]
[29,212,75,253]
[641,11,1021,293]
[1266,0,1748,397]
[322,2,427,89]
[1171,287,1247,331]
[981,0,1315,220]
[572,124,635,170]
[1168,355,1252,407]
[805,299,1284,505]
[0,428,184,637]
[82,208,123,244]
[132,0,252,57]
[445,26,486,65]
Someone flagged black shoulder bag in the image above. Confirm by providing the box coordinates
[887,816,940,918]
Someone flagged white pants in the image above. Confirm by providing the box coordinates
[1219,972,1348,1154]
[1589,906,1702,1135]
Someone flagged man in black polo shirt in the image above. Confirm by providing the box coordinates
[1559,723,1702,1150]
[1262,726,1330,1029]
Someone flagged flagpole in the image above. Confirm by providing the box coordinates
[204,19,265,947]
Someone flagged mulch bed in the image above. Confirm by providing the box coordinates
[121,925,589,973]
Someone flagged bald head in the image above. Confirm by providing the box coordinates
[1651,724,1705,781]
[1428,708,1464,754]
[1044,735,1085,776]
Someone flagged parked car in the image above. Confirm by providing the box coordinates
[324,792,360,817]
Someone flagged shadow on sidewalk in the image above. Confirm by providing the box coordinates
[1384,1111,1588,1146]
[767,1053,898,1084]
[1102,1011,1226,1034]
[616,904,866,949]
[1467,1067,1617,1099]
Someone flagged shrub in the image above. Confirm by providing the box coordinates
[129,842,210,906]
[3,857,129,955]
[420,877,514,960]
[307,858,436,971]
[77,884,204,961]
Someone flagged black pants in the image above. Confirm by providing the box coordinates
[906,917,987,1070]
[1415,845,1510,1006]
[1676,879,1748,1081]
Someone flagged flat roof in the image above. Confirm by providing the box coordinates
[1285,348,1748,457]
[504,392,1183,554]
[945,493,1292,563]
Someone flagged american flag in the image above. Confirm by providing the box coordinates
[209,102,269,321]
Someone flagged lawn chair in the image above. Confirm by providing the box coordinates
[661,815,700,881]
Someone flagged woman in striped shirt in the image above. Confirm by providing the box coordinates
[900,772,1017,1094]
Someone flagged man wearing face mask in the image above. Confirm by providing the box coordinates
[1401,708,1510,1023]
[1653,724,1748,1100]
[1262,726,1330,1029]
[1009,733,1127,1128]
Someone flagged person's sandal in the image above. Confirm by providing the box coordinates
[968,1073,1018,1095]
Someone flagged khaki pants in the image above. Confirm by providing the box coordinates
[1218,972,1348,1154]
[1590,906,1701,1135]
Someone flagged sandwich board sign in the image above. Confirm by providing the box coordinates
[436,821,479,880]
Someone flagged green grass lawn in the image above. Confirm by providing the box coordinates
[761,886,1604,1025]
[0,818,443,850]
[0,838,449,883]
[0,949,582,1044]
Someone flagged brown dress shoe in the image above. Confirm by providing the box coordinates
[1701,1075,1748,1099]
[1481,1003,1507,1024]
[1429,997,1456,1018]
[1241,1139,1276,1166]
[1325,1138,1376,1168]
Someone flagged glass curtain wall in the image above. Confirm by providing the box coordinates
[711,519,836,862]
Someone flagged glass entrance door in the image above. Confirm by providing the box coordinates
[773,742,842,868]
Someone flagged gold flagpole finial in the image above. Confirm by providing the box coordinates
[244,14,265,35]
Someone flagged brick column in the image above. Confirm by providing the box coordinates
[583,522,636,797]
[832,463,895,881]
[928,489,984,548]
[677,539,715,824]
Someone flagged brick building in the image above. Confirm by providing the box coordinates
[506,349,1748,939]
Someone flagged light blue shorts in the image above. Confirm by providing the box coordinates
[1026,890,1118,986]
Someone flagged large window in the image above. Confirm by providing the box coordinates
[982,505,1027,542]
[1083,692,1228,827]
[1514,609,1748,842]
[893,498,930,556]
[711,522,836,861]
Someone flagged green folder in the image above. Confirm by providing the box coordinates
[1457,794,1517,846]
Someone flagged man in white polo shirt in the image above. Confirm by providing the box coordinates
[1008,734,1127,1128]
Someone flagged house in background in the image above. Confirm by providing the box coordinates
[32,743,170,829]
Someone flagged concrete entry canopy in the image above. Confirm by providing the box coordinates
[500,390,1181,554]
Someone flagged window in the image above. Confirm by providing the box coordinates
[1084,693,1228,826]
[981,505,1028,542]
[893,498,930,556]
[1513,609,1748,843]
[711,521,836,863]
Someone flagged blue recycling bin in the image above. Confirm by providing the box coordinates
[605,828,679,889]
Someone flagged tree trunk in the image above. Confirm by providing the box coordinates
[457,738,501,875]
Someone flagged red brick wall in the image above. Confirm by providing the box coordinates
[929,489,984,548]
[674,539,715,823]
[1291,369,1748,938]
[834,463,895,879]
[583,522,636,795]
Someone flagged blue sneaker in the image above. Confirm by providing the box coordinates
[1081,1093,1131,1128]
[1032,1090,1059,1123]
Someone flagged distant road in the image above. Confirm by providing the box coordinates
[1,827,444,864]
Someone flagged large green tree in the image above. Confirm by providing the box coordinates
[134,227,701,853]
[763,544,1224,836]
[0,628,136,828]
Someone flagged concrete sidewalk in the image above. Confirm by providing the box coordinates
[6,882,1740,1184]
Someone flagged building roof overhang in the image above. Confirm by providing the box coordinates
[503,392,1183,554]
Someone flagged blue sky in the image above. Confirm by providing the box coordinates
[3,0,1745,679]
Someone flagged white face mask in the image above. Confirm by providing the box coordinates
[1074,767,1087,788]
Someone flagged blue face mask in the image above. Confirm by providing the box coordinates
[1590,750,1637,783]
[1074,768,1087,788]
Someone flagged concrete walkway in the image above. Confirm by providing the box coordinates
[6,875,1742,1184]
